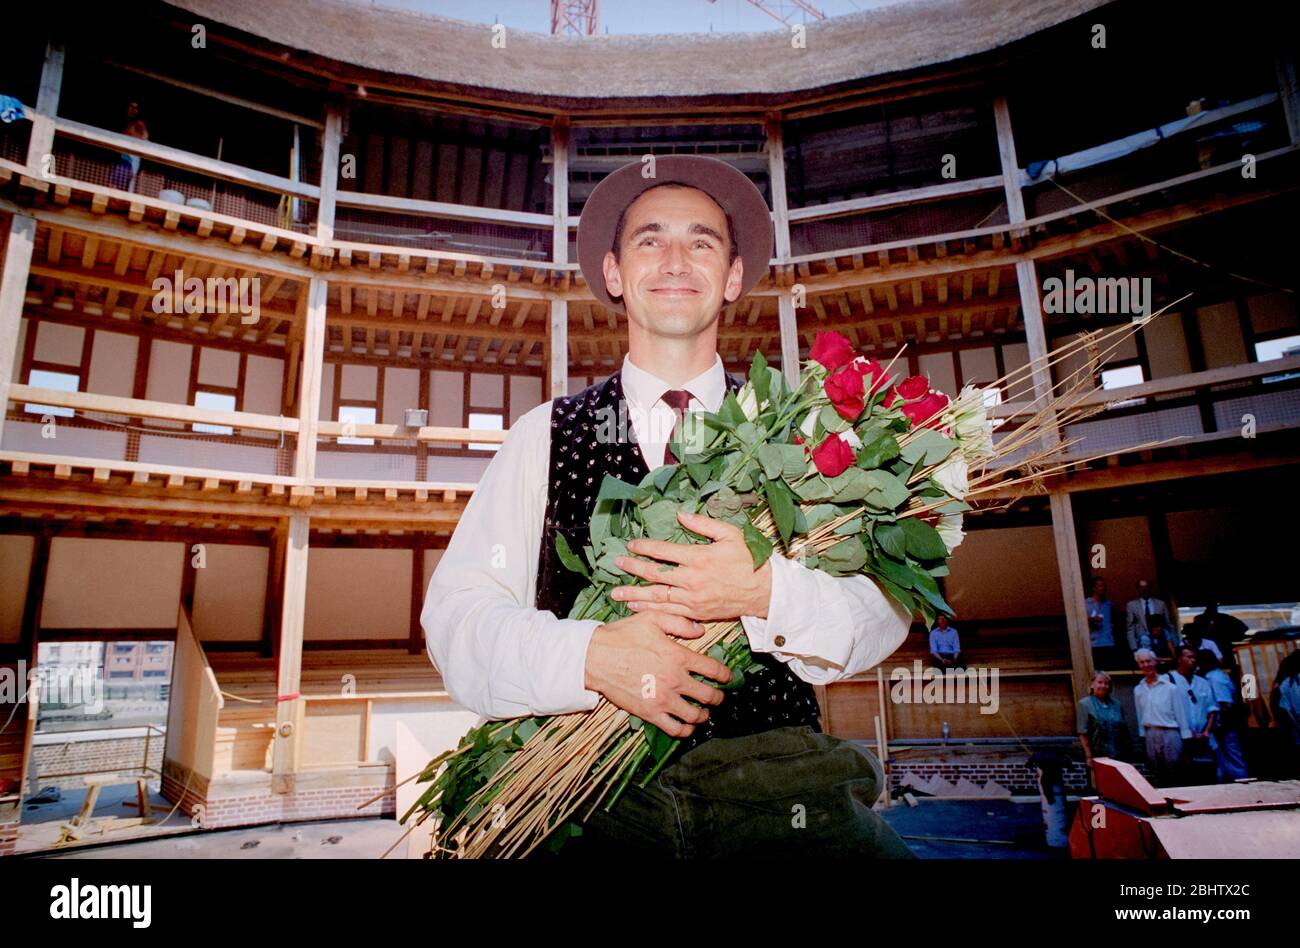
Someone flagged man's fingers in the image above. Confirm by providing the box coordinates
[678,510,741,542]
[625,537,701,566]
[614,555,687,586]
[685,651,732,684]
[628,600,698,619]
[646,611,705,639]
[667,695,709,727]
[681,676,726,707]
[651,712,694,740]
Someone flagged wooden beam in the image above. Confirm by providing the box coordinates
[317,102,343,243]
[1017,256,1092,701]
[992,95,1027,235]
[549,298,568,399]
[25,42,64,173]
[767,113,800,387]
[0,216,38,445]
[271,512,310,794]
[293,278,328,480]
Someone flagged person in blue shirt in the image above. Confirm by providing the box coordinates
[929,614,964,669]
[1085,576,1120,672]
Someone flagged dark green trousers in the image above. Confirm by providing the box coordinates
[555,725,914,859]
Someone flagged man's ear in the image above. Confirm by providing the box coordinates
[723,256,744,303]
[602,250,623,299]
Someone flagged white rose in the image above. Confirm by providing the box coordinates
[936,514,965,553]
[738,383,759,420]
[799,407,819,438]
[932,455,969,498]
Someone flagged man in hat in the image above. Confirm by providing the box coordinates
[422,155,913,857]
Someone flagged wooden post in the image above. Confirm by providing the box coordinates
[992,95,1027,239]
[293,278,327,481]
[271,512,310,794]
[24,42,65,183]
[261,522,287,659]
[766,113,800,387]
[316,103,343,243]
[1018,257,1093,700]
[0,215,38,445]
[549,118,570,399]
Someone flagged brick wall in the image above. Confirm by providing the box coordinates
[197,786,394,830]
[32,734,164,790]
[889,757,1150,795]
[0,820,17,857]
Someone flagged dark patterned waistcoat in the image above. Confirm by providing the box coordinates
[534,370,821,754]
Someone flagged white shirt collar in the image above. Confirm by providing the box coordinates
[620,352,727,413]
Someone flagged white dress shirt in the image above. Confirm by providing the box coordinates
[1134,676,1192,738]
[422,352,913,720]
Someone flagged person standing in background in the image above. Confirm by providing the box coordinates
[1133,648,1192,788]
[1126,578,1173,656]
[1085,577,1120,671]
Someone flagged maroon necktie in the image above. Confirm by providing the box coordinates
[661,389,693,465]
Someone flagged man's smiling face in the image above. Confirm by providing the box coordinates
[602,184,744,341]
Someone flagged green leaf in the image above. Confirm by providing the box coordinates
[705,486,743,519]
[596,474,642,502]
[764,478,797,545]
[757,443,785,481]
[876,522,907,560]
[686,461,713,488]
[874,575,917,616]
[749,349,770,404]
[872,551,916,589]
[901,517,948,560]
[641,500,682,539]
[801,504,840,531]
[652,464,678,492]
[821,536,868,574]
[795,476,835,501]
[862,469,910,511]
[856,431,901,470]
[819,404,851,433]
[592,535,629,571]
[718,391,748,427]
[900,428,956,466]
[912,569,952,613]
[554,531,591,577]
[741,520,774,570]
[832,516,863,536]
[823,467,873,502]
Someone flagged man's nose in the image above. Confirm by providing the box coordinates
[660,239,691,274]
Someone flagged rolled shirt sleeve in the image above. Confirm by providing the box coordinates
[421,403,602,720]
[740,552,912,684]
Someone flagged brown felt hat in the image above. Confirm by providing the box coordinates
[576,155,774,314]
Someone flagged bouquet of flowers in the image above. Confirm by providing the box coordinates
[399,315,1167,858]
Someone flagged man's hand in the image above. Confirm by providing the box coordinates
[610,511,772,622]
[583,610,732,738]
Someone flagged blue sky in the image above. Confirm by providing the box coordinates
[361,0,910,34]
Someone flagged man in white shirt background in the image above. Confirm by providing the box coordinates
[1133,648,1192,788]
[1168,645,1218,785]
[422,155,914,858]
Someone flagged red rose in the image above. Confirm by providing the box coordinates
[809,331,857,371]
[901,391,950,428]
[881,388,898,408]
[860,358,889,396]
[824,364,867,421]
[811,433,856,477]
[896,375,930,400]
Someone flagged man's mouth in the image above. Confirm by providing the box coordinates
[649,287,700,296]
